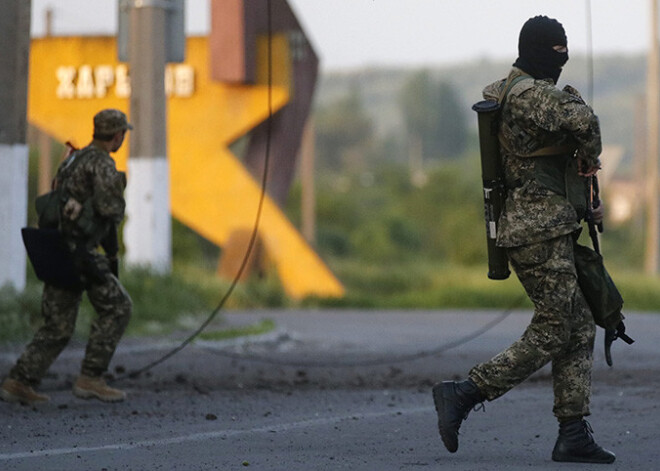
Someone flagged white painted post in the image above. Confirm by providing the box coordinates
[0,0,31,290]
[0,146,29,290]
[124,0,173,273]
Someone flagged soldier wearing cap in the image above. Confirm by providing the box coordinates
[1,109,133,405]
[94,108,133,140]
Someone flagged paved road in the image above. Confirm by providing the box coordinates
[0,309,658,470]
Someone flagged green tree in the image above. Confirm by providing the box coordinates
[314,88,374,172]
[399,70,468,162]
[435,81,468,157]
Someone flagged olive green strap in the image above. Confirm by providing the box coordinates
[523,145,576,157]
[499,135,575,157]
[497,73,532,105]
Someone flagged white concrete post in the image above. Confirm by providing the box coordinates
[124,0,172,273]
[0,0,31,290]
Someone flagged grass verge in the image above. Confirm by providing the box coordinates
[2,259,658,344]
[197,318,276,341]
[0,264,288,343]
[309,258,660,313]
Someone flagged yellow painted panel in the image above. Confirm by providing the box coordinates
[28,36,131,159]
[170,146,344,299]
[27,35,344,299]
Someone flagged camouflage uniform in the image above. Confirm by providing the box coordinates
[9,133,132,386]
[469,67,601,420]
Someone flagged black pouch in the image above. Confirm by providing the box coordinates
[21,227,83,291]
[573,244,624,331]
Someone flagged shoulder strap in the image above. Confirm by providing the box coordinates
[497,76,576,157]
[497,74,532,105]
[55,147,92,188]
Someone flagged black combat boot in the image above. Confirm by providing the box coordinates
[432,379,484,453]
[552,418,616,464]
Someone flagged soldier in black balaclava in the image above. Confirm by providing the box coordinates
[513,15,569,84]
[430,16,617,465]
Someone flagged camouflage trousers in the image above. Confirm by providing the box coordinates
[469,234,596,420]
[10,259,132,385]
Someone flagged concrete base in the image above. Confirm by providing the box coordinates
[0,144,28,291]
[124,157,172,273]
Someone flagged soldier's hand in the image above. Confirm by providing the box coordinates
[578,158,601,177]
[63,198,83,221]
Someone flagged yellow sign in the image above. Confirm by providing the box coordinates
[28,35,344,300]
[55,64,195,99]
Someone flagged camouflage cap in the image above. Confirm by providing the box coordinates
[93,109,133,135]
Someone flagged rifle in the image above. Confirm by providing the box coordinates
[586,175,634,366]
[586,175,603,254]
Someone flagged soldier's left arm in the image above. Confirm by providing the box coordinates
[533,86,602,171]
[559,87,602,172]
[92,156,126,224]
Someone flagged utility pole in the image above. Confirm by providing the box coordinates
[0,0,31,290]
[124,0,172,273]
[300,117,316,244]
[38,7,54,196]
[645,0,660,275]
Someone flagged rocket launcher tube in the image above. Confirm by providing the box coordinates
[472,100,510,280]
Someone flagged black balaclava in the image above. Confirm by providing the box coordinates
[513,16,568,83]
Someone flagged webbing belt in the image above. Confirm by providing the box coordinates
[523,145,576,157]
[499,140,576,157]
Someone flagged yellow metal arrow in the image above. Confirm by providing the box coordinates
[28,36,344,300]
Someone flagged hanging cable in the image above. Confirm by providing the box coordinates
[119,0,275,380]
[185,7,601,370]
[115,1,531,378]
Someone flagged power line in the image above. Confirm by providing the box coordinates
[199,304,522,369]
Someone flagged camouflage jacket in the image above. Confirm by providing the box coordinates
[483,67,602,247]
[54,142,126,248]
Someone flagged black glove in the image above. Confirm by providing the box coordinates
[100,223,119,256]
[108,256,119,279]
[101,223,119,279]
[604,321,634,367]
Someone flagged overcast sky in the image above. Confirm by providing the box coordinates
[31,0,651,71]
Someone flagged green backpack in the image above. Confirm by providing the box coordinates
[573,243,623,331]
[35,189,66,230]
